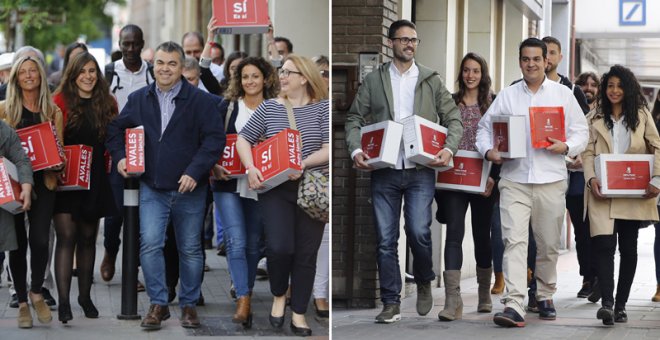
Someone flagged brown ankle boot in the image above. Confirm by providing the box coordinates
[438,270,463,321]
[491,272,505,295]
[232,295,252,323]
[652,284,660,302]
[476,267,493,313]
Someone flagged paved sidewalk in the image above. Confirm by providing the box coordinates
[0,223,329,340]
[333,226,660,340]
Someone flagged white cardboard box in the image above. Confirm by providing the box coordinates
[436,150,492,193]
[402,115,451,170]
[491,115,527,158]
[360,120,403,169]
[595,154,654,197]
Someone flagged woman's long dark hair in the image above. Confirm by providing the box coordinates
[55,52,117,140]
[598,64,646,132]
[453,52,492,115]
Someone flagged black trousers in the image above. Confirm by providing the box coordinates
[566,194,596,283]
[259,180,324,314]
[9,174,56,303]
[436,190,494,270]
[592,219,640,309]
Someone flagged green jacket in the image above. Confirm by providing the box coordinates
[345,61,463,157]
[0,119,34,252]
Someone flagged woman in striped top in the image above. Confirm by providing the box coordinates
[237,55,328,337]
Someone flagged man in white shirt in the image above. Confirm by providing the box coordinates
[476,37,588,327]
[345,19,462,324]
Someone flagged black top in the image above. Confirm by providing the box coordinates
[55,98,116,222]
[17,106,41,129]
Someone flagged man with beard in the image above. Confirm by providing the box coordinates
[345,19,462,324]
[542,36,590,114]
[575,72,600,111]
[477,38,588,327]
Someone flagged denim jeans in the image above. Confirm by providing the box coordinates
[139,181,206,307]
[371,168,436,305]
[213,191,262,297]
[491,200,504,273]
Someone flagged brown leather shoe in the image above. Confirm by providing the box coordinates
[232,296,251,323]
[137,280,146,292]
[100,252,116,282]
[140,304,170,330]
[180,306,201,328]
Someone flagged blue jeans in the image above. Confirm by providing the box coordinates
[214,203,224,245]
[139,182,206,307]
[491,200,504,273]
[371,168,436,305]
[213,191,262,297]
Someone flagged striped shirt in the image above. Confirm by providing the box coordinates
[156,80,182,134]
[240,99,329,171]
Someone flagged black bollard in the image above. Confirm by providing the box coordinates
[117,177,141,320]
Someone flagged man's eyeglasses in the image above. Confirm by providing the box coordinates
[320,70,329,78]
[391,37,420,46]
[278,68,303,77]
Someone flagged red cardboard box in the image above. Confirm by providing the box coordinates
[125,126,145,176]
[595,154,654,197]
[58,145,93,191]
[529,106,565,149]
[252,128,302,193]
[491,115,527,158]
[402,115,451,170]
[212,0,269,35]
[0,157,23,214]
[360,120,403,169]
[436,150,492,193]
[219,134,247,178]
[16,121,65,171]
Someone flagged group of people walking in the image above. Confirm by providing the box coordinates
[0,20,329,338]
[346,19,660,328]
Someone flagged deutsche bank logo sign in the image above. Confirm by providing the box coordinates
[620,0,646,26]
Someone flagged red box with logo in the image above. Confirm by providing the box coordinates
[595,154,654,197]
[212,0,269,35]
[125,126,145,176]
[58,145,93,191]
[16,121,65,171]
[529,106,565,149]
[251,128,302,193]
[219,134,247,178]
[436,150,492,193]
[402,115,452,170]
[0,157,23,214]
[360,120,403,169]
[491,115,527,158]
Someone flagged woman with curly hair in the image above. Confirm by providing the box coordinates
[52,52,118,323]
[582,64,660,325]
[0,55,63,328]
[212,56,279,326]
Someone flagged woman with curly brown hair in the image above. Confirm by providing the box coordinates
[52,52,118,323]
[0,55,63,328]
[212,56,279,326]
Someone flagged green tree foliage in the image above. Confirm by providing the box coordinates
[1,0,124,51]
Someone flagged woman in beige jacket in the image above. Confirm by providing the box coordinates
[582,65,660,326]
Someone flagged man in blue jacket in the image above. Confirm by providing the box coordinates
[106,41,225,330]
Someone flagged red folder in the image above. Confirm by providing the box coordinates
[529,106,565,148]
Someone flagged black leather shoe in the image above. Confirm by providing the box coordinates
[9,293,18,308]
[58,302,73,324]
[78,296,99,318]
[588,279,601,303]
[577,282,592,298]
[526,293,539,313]
[42,288,57,307]
[597,306,614,325]
[269,314,285,328]
[614,308,627,323]
[493,307,526,327]
[290,321,312,337]
[538,299,556,320]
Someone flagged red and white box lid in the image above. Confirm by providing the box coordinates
[436,150,492,193]
[360,120,403,169]
[595,153,654,198]
[212,0,270,35]
[252,128,302,193]
[491,115,527,159]
[219,134,247,178]
[0,157,23,214]
[402,115,450,170]
[58,145,93,191]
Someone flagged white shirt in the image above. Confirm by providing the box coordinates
[476,77,589,184]
[610,115,631,154]
[390,62,419,169]
[198,63,224,93]
[235,98,255,133]
[109,59,155,112]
